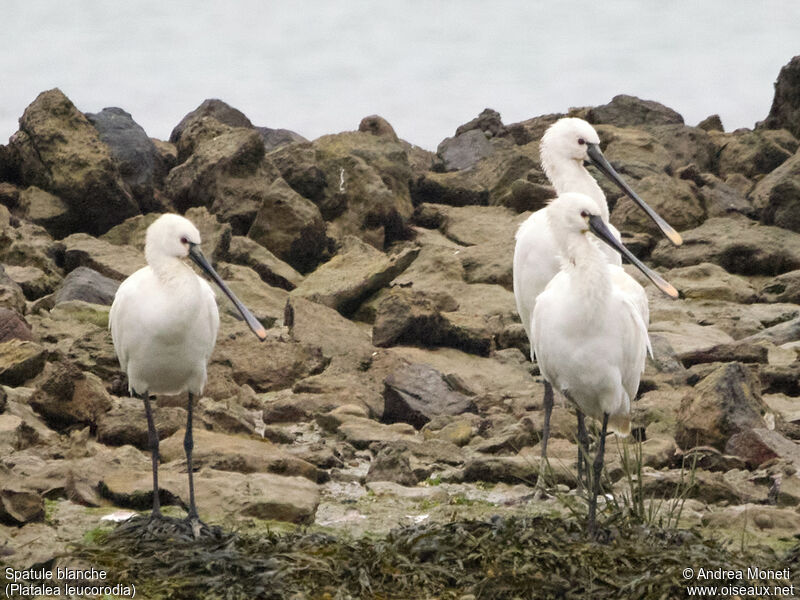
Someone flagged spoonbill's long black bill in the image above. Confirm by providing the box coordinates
[587,214,679,299]
[586,143,683,247]
[188,244,268,341]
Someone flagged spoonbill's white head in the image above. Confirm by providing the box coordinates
[540,117,601,165]
[541,118,682,246]
[145,214,202,264]
[549,192,678,298]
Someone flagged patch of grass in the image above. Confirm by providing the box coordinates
[83,525,113,545]
[44,498,58,525]
[608,435,697,530]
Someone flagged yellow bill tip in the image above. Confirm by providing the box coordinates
[667,229,683,246]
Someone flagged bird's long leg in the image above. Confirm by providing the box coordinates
[576,410,590,494]
[587,413,610,537]
[140,391,161,518]
[533,381,554,498]
[184,392,199,522]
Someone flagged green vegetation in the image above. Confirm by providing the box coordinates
[72,513,796,599]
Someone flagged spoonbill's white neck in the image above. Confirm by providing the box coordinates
[558,228,613,316]
[543,158,609,222]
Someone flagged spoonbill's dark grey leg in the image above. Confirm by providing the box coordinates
[140,391,161,517]
[184,392,198,521]
[533,381,554,497]
[576,410,590,493]
[587,413,610,537]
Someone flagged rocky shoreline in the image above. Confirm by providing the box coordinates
[1,55,800,594]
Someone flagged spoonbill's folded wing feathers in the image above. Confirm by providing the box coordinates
[109,267,149,376]
[199,278,220,363]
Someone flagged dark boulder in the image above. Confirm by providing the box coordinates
[169,98,253,146]
[53,266,120,306]
[85,107,162,212]
[759,55,800,139]
[587,94,684,127]
[382,363,477,430]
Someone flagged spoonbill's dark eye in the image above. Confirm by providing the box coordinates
[578,138,586,145]
[580,210,589,218]
[180,236,190,245]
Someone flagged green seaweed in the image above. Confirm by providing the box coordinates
[71,513,796,600]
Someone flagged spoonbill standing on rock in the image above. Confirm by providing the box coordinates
[513,118,682,487]
[109,214,267,528]
[531,192,678,534]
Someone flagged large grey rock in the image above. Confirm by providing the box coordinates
[358,114,399,139]
[715,129,797,179]
[97,398,186,450]
[164,128,282,234]
[85,107,162,212]
[207,328,327,395]
[4,264,61,301]
[256,126,309,151]
[284,295,374,370]
[595,125,672,180]
[648,124,717,172]
[291,236,418,316]
[100,468,319,524]
[610,173,704,236]
[247,177,328,273]
[9,89,139,235]
[53,266,119,306]
[437,129,494,172]
[760,269,800,303]
[29,361,113,430]
[213,262,287,328]
[0,265,26,314]
[0,309,34,343]
[725,428,800,469]
[159,428,321,482]
[675,362,767,451]
[587,95,684,127]
[169,98,253,147]
[365,444,420,486]
[0,488,44,525]
[665,263,757,303]
[382,363,477,429]
[751,151,800,233]
[759,55,800,139]
[61,233,145,280]
[16,186,71,238]
[651,216,800,276]
[0,340,46,386]
[225,235,304,291]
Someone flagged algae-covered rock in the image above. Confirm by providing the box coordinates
[9,89,138,234]
[675,362,767,451]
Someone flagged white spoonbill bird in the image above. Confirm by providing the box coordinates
[109,214,267,524]
[531,192,678,534]
[513,117,682,471]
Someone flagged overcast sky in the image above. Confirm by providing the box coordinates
[3,1,799,149]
